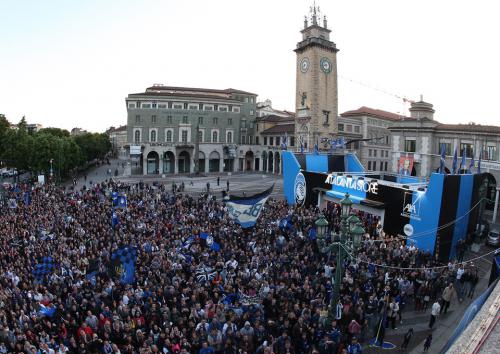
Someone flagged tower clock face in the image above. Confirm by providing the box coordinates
[300,57,310,73]
[320,57,332,74]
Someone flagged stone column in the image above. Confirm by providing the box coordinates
[174,153,179,174]
[143,154,148,175]
[492,188,500,223]
[158,154,163,175]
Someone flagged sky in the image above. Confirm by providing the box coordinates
[1,0,499,133]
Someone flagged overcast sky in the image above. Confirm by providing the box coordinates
[1,0,499,132]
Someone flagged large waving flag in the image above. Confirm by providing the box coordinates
[32,256,55,282]
[226,184,274,228]
[452,147,458,174]
[109,246,137,284]
[199,232,221,252]
[439,143,446,174]
[459,149,466,173]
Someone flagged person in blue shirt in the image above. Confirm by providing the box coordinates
[199,341,215,354]
[347,337,363,354]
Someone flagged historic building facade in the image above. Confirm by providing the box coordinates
[388,99,500,183]
[294,5,339,151]
[126,85,257,175]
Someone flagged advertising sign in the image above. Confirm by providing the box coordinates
[324,174,379,195]
[130,145,142,155]
[401,191,422,220]
[398,156,414,175]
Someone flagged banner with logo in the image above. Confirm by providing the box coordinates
[226,184,274,228]
[398,156,414,175]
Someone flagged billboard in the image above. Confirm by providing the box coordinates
[130,145,142,155]
[398,156,414,175]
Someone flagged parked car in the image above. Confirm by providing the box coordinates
[487,229,500,247]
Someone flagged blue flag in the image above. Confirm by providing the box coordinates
[32,256,55,282]
[308,228,317,240]
[452,147,458,174]
[111,211,119,228]
[110,247,137,284]
[279,215,293,231]
[459,149,466,173]
[280,133,288,151]
[23,191,31,206]
[199,232,221,252]
[38,304,56,317]
[226,184,274,228]
[439,143,446,174]
[113,194,127,209]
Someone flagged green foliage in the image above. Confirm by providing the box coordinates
[0,114,110,181]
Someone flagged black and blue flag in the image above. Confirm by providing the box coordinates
[109,246,137,284]
[32,256,55,282]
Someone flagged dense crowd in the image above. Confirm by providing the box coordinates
[0,180,478,353]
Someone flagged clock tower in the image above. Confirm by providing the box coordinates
[295,4,339,151]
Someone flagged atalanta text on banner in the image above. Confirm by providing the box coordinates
[226,185,274,228]
[324,174,379,194]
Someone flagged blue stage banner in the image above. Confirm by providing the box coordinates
[109,246,137,285]
[442,279,498,352]
[226,185,274,228]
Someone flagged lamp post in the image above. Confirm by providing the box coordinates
[316,193,365,320]
[49,159,54,183]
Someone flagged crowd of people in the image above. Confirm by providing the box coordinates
[0,179,477,353]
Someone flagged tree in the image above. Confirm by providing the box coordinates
[38,127,70,137]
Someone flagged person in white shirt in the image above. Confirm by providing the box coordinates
[429,300,441,329]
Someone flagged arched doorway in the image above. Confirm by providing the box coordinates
[245,151,254,171]
[178,151,191,173]
[197,151,206,173]
[262,152,268,172]
[163,151,175,174]
[146,151,159,174]
[268,151,274,173]
[274,152,281,174]
[209,151,220,173]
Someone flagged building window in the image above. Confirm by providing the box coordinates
[241,119,247,128]
[219,106,228,112]
[152,102,157,108]
[204,105,214,111]
[228,118,232,125]
[166,130,173,142]
[386,136,390,145]
[374,150,377,157]
[212,131,218,143]
[347,125,353,132]
[405,139,416,152]
[367,161,372,170]
[338,124,344,131]
[134,130,141,143]
[151,115,157,124]
[384,161,388,171]
[136,101,141,108]
[181,130,188,143]
[290,137,295,147]
[275,137,280,146]
[198,117,203,125]
[264,137,268,145]
[150,130,157,142]
[248,136,253,145]
[227,131,233,143]
[173,103,183,110]
[484,144,497,160]
[189,104,198,110]
[373,161,377,170]
[250,110,254,115]
[269,137,274,145]
[198,130,203,142]
[241,135,246,144]
[128,103,136,108]
[354,126,360,133]
[460,142,473,158]
[142,104,151,109]
[368,149,372,157]
[232,106,240,113]
[439,142,452,155]
[158,104,167,109]
[256,136,260,145]
[182,116,188,124]
[244,97,249,103]
[213,117,218,125]
[167,115,172,124]
[135,115,141,124]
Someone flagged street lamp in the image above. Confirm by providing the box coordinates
[316,192,365,320]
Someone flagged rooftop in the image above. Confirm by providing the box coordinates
[260,123,295,135]
[341,106,407,121]
[256,114,294,123]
